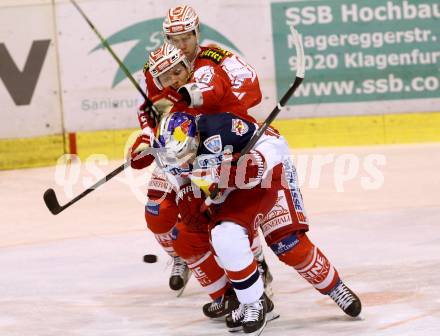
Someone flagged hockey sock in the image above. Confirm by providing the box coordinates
[186,251,229,300]
[271,232,340,294]
[145,195,179,257]
[153,228,176,257]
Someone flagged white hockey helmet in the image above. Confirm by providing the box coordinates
[157,112,199,163]
[148,42,191,90]
[163,5,200,40]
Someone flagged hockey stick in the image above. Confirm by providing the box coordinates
[44,161,130,215]
[43,147,166,215]
[43,1,166,215]
[207,25,305,203]
[69,0,159,123]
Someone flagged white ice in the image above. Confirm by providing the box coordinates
[1,144,440,335]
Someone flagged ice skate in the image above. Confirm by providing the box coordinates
[202,287,240,319]
[242,295,267,335]
[328,280,362,317]
[169,256,191,297]
[226,293,279,333]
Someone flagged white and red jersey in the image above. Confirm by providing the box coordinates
[138,46,262,128]
[195,46,261,109]
[184,46,261,120]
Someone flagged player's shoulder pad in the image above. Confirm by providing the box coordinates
[197,113,255,155]
[198,47,232,65]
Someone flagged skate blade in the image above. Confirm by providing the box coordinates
[209,315,228,322]
[244,319,268,336]
[228,326,242,333]
[228,311,279,333]
[267,310,280,322]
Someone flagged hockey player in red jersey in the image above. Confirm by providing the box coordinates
[154,111,362,335]
[129,5,271,317]
[162,5,262,111]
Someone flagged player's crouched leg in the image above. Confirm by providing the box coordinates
[172,220,238,319]
[268,231,362,317]
[145,192,179,256]
[145,190,190,294]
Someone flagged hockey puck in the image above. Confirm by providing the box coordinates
[143,254,158,263]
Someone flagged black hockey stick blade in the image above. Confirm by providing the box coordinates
[43,161,130,215]
[43,188,63,215]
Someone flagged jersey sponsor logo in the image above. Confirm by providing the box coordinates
[283,159,308,224]
[253,213,265,231]
[231,119,249,136]
[203,135,223,154]
[143,62,149,73]
[171,226,179,240]
[192,266,212,286]
[165,165,193,176]
[299,250,331,285]
[148,178,172,193]
[195,153,225,169]
[146,201,160,216]
[259,190,293,237]
[199,47,232,64]
[270,233,300,256]
[155,231,174,251]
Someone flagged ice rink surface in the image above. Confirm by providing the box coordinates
[1,143,440,336]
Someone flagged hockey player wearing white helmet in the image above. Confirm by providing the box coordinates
[162,5,201,63]
[161,5,262,110]
[148,42,192,91]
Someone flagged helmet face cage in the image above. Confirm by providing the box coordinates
[148,42,191,90]
[157,112,198,165]
[163,5,200,40]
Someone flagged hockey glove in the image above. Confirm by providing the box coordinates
[138,102,157,129]
[130,128,155,170]
[176,183,209,231]
[178,83,204,107]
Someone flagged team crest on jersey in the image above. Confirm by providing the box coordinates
[231,119,249,136]
[283,159,308,224]
[203,135,223,154]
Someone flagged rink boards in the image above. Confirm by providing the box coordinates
[1,0,439,169]
[1,111,440,169]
